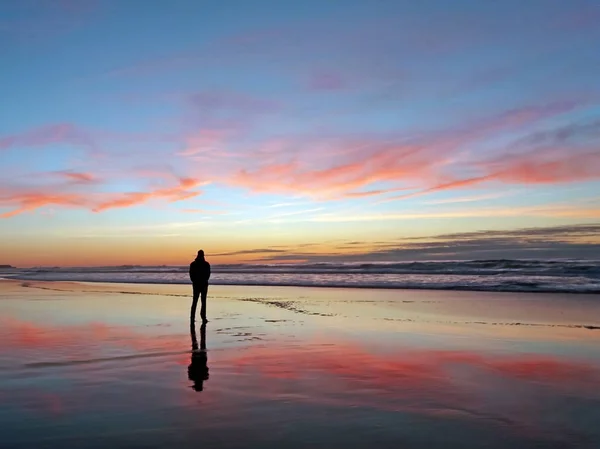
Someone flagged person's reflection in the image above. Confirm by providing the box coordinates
[188,322,209,391]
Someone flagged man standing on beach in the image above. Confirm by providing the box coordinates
[190,250,211,323]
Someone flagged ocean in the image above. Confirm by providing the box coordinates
[2,259,600,293]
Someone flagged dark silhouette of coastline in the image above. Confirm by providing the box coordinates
[188,321,209,392]
[190,249,211,323]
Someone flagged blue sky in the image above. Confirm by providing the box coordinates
[1,0,599,266]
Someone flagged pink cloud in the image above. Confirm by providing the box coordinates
[381,147,600,204]
[177,129,230,157]
[489,149,600,184]
[343,186,414,198]
[0,123,96,152]
[380,176,494,203]
[215,98,597,200]
[440,100,588,147]
[2,97,595,213]
[60,171,98,183]
[488,101,581,128]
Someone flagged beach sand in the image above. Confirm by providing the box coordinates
[1,279,599,448]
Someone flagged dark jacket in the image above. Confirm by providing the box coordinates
[189,258,211,284]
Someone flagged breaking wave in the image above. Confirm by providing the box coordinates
[3,259,600,293]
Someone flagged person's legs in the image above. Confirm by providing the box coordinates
[200,283,208,321]
[191,283,200,321]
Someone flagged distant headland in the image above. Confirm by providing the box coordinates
[0,265,15,269]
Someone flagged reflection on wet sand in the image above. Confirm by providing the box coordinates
[1,281,600,448]
[188,322,209,391]
[228,342,600,411]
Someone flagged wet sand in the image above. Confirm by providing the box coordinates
[1,280,599,449]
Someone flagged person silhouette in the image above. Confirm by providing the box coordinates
[188,322,209,392]
[189,249,211,323]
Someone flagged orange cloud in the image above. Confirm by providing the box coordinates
[93,177,204,212]
[0,177,204,217]
[2,100,596,213]
[217,100,595,200]
[0,192,88,218]
[229,141,600,201]
[229,144,439,198]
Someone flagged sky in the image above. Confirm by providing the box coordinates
[1,0,600,267]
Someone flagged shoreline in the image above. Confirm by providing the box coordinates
[3,276,599,295]
[4,279,600,332]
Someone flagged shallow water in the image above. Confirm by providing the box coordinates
[1,280,599,448]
